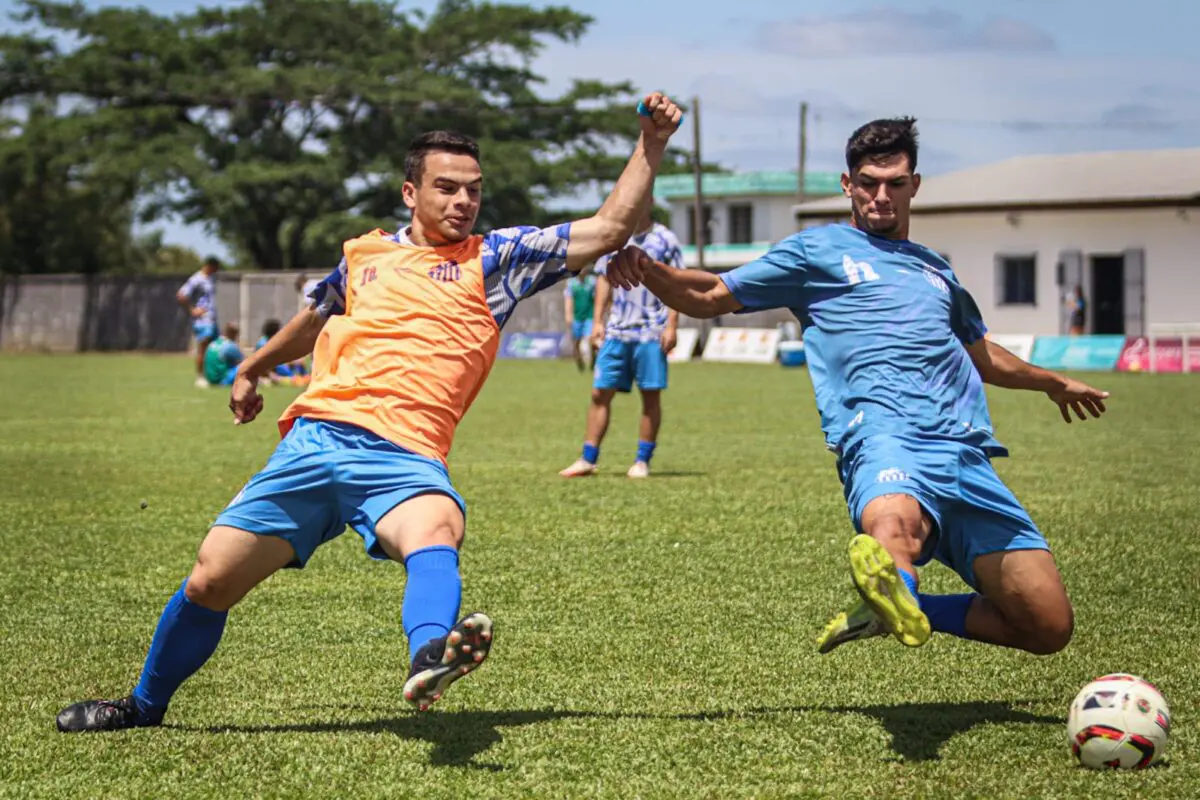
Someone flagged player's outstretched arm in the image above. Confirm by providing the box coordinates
[563,93,683,271]
[966,339,1110,423]
[605,246,742,319]
[229,308,326,425]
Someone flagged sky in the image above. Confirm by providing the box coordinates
[2,0,1196,259]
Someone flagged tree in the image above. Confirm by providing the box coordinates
[0,0,711,271]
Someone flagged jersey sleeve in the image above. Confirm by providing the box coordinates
[718,234,810,312]
[482,223,572,326]
[309,258,348,317]
[177,273,201,300]
[951,282,988,345]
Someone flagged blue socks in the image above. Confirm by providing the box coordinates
[636,440,656,465]
[582,441,657,465]
[582,443,600,465]
[919,593,975,639]
[132,580,228,719]
[402,546,462,663]
[899,567,974,639]
[898,568,920,606]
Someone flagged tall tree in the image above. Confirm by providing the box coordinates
[0,0,707,271]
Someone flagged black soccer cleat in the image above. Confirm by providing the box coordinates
[403,612,493,712]
[56,696,163,733]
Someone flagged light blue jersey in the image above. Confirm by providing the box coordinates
[720,223,1001,459]
[595,223,684,343]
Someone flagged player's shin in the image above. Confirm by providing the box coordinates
[132,579,228,720]
[402,545,462,662]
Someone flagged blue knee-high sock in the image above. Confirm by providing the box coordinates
[132,580,228,719]
[582,443,600,465]
[898,568,920,608]
[636,440,656,465]
[918,593,976,639]
[403,546,462,663]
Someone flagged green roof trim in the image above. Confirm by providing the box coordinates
[654,170,841,199]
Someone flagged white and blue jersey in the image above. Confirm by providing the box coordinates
[178,270,217,326]
[721,223,999,459]
[595,223,684,343]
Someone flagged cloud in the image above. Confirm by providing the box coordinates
[758,8,1056,58]
[1098,103,1178,131]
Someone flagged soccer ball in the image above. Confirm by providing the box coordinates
[1067,674,1170,769]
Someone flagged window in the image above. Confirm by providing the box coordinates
[729,204,753,244]
[687,205,712,246]
[997,255,1036,305]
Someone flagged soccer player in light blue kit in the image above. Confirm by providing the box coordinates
[560,210,682,479]
[604,118,1110,657]
[178,257,222,388]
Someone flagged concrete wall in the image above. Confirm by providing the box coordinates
[0,271,798,353]
[909,207,1200,335]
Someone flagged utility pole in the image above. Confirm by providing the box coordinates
[797,101,809,207]
[691,95,706,272]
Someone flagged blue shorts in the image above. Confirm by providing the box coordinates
[593,338,668,392]
[838,433,1048,589]
[570,320,591,340]
[193,321,217,342]
[214,418,466,568]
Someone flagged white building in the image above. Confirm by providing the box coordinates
[654,170,840,269]
[794,149,1200,336]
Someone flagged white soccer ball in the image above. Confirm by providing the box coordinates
[1067,673,1170,769]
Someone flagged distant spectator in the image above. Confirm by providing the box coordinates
[202,322,244,387]
[1067,284,1087,336]
[256,318,310,386]
[178,256,222,388]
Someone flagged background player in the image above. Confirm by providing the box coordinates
[203,322,244,387]
[601,117,1110,659]
[563,270,597,371]
[177,256,222,388]
[559,209,683,479]
[56,93,683,733]
[256,319,310,386]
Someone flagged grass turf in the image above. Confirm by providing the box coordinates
[0,354,1195,798]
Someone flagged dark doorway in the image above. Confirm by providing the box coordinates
[1090,255,1125,335]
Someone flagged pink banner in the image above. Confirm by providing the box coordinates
[1116,336,1200,373]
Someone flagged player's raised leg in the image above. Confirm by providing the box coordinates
[848,493,932,647]
[956,549,1073,654]
[56,526,295,732]
[369,493,492,711]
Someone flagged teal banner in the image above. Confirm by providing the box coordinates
[1030,335,1127,371]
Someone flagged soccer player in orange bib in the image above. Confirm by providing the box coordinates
[56,93,683,732]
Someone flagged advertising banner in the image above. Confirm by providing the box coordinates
[701,327,781,364]
[1029,335,1126,371]
[498,332,563,360]
[1116,336,1200,373]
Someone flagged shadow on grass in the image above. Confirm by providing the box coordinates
[681,700,1062,762]
[203,709,627,771]
[198,700,1060,768]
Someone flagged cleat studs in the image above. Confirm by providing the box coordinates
[462,644,472,654]
[473,652,484,662]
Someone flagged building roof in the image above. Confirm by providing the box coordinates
[793,148,1200,218]
[655,170,841,200]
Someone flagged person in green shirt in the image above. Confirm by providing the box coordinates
[203,323,245,387]
[563,271,598,371]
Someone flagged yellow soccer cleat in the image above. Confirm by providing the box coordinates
[817,597,888,654]
[847,534,931,648]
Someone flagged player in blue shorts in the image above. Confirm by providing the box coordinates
[178,257,222,389]
[603,117,1110,657]
[257,319,310,385]
[563,272,598,371]
[560,210,683,479]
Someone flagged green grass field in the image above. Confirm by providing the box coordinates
[0,354,1196,798]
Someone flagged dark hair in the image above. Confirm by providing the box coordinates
[404,131,480,185]
[223,321,239,339]
[203,256,222,270]
[845,117,919,173]
[262,318,282,338]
